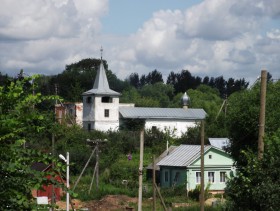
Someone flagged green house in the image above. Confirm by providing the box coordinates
[157,145,235,193]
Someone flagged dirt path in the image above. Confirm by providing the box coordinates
[56,195,138,211]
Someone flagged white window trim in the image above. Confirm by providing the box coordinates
[195,172,201,184]
[220,171,226,183]
[208,172,215,183]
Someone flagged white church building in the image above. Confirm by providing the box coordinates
[56,58,206,137]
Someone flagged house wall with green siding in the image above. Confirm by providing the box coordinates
[160,167,186,188]
[188,148,234,191]
[159,148,234,190]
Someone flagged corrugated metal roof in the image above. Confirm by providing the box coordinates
[157,145,211,167]
[119,107,206,120]
[82,60,120,96]
[209,138,230,150]
[146,146,178,170]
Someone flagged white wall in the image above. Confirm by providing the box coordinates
[94,96,119,122]
[145,119,198,137]
[94,121,119,131]
[75,103,83,126]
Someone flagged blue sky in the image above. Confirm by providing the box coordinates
[0,0,280,84]
[102,0,202,35]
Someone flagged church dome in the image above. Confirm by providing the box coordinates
[181,92,190,107]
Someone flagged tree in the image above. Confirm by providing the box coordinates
[0,72,11,87]
[226,80,280,164]
[225,129,280,210]
[0,74,60,210]
[139,82,174,107]
[167,70,201,94]
[47,58,128,102]
[126,73,140,89]
[145,69,163,85]
[187,85,225,138]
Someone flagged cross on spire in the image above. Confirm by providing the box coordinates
[100,46,103,60]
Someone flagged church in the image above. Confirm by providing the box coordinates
[55,56,206,137]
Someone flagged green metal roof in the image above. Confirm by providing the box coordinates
[157,145,212,167]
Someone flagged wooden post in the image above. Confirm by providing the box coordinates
[138,128,144,211]
[258,70,267,160]
[153,155,156,211]
[89,161,98,193]
[154,183,167,211]
[96,142,99,191]
[73,147,96,191]
[200,120,205,211]
[51,134,55,211]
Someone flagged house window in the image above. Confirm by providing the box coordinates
[209,155,212,159]
[86,97,92,103]
[196,172,201,184]
[87,123,91,131]
[174,172,180,182]
[102,96,112,103]
[104,109,109,117]
[165,171,169,182]
[208,172,215,183]
[220,172,226,183]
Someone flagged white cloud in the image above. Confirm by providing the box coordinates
[0,0,108,76]
[108,0,280,83]
[0,0,279,84]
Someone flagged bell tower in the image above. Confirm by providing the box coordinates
[82,47,121,131]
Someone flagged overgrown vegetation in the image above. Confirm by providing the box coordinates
[1,65,280,210]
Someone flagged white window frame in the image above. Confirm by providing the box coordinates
[104,109,109,117]
[196,172,201,184]
[220,171,226,183]
[208,172,215,183]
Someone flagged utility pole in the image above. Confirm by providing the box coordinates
[138,128,144,211]
[96,141,99,191]
[200,120,205,211]
[258,70,267,160]
[153,155,156,211]
[66,152,69,211]
[59,153,69,211]
[51,134,55,210]
[86,139,107,192]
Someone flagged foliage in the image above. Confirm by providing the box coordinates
[226,80,280,164]
[141,69,164,86]
[167,70,248,97]
[139,82,174,107]
[177,125,201,145]
[225,129,280,210]
[0,74,61,210]
[188,183,211,201]
[73,175,137,201]
[40,58,128,102]
[121,82,176,108]
[187,85,228,138]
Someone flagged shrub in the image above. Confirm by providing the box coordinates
[188,183,211,201]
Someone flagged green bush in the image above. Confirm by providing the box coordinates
[188,183,211,201]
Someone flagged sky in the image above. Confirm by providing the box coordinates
[0,0,280,84]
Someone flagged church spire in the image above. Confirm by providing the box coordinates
[82,47,120,96]
[100,46,103,60]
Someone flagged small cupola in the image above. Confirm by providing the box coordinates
[181,92,190,109]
